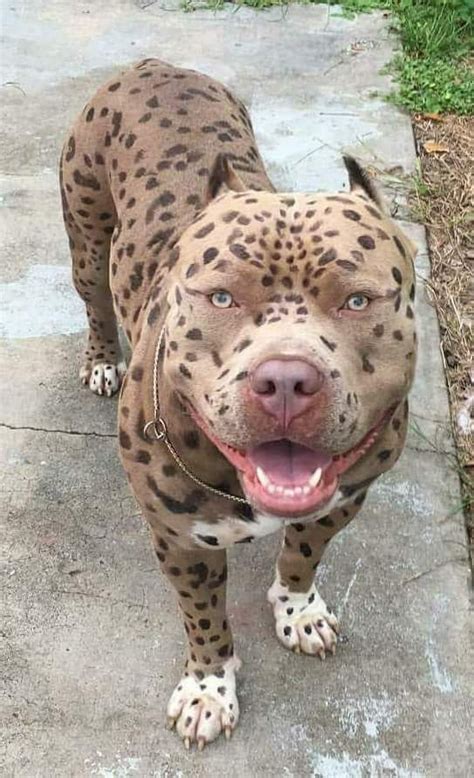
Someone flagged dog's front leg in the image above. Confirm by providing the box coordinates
[152,534,240,750]
[268,499,365,657]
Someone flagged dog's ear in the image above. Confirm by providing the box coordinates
[206,154,247,202]
[343,155,384,209]
[344,156,417,260]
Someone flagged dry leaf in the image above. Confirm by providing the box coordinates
[423,140,450,154]
[420,112,443,122]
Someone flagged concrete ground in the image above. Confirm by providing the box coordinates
[1,2,472,776]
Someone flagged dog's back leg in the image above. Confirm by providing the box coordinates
[59,120,125,397]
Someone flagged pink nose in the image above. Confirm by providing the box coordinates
[249,358,323,427]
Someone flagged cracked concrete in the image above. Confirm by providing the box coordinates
[1,2,472,776]
[0,423,117,440]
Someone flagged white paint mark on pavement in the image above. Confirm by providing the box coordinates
[372,478,430,517]
[336,693,395,739]
[311,749,423,777]
[337,557,362,620]
[291,706,421,777]
[425,638,454,693]
[0,264,86,338]
[425,596,454,693]
[85,754,141,777]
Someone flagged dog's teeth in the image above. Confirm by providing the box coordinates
[302,485,311,495]
[284,488,294,497]
[267,483,276,494]
[276,485,284,494]
[256,466,270,487]
[309,467,322,488]
[294,486,303,495]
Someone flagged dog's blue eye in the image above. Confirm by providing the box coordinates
[211,291,234,309]
[345,294,370,311]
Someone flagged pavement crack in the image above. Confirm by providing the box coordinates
[401,555,468,585]
[0,422,116,439]
[405,443,451,455]
[54,587,147,609]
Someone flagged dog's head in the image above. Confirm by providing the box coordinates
[161,156,417,517]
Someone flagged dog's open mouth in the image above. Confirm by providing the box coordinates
[189,408,393,517]
[243,439,338,515]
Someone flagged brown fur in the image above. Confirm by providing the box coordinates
[60,58,417,748]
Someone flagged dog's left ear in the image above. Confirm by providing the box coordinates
[343,155,384,210]
[344,155,417,259]
[206,153,247,202]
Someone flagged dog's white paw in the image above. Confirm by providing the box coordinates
[268,577,339,658]
[80,361,126,397]
[167,656,241,750]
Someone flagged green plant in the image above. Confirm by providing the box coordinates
[391,55,474,114]
[394,0,473,57]
[324,0,390,15]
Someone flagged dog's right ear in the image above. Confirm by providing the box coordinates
[206,154,247,203]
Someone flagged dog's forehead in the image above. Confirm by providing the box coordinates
[179,190,413,280]
[203,189,378,223]
[175,191,414,297]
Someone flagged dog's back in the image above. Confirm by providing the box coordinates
[60,58,273,394]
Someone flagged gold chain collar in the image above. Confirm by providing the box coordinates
[143,326,249,506]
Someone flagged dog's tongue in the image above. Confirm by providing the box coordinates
[248,440,332,487]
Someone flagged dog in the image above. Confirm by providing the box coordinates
[60,58,417,749]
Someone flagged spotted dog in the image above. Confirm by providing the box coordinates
[60,58,417,750]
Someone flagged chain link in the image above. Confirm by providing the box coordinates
[143,326,249,505]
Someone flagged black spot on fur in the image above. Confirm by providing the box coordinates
[73,170,100,191]
[119,429,131,449]
[392,266,403,285]
[393,235,406,258]
[183,430,200,449]
[197,535,219,546]
[186,328,203,341]
[320,336,336,352]
[146,475,207,514]
[194,223,215,239]
[319,248,337,265]
[343,209,361,221]
[65,135,75,162]
[229,243,251,260]
[234,503,254,522]
[318,515,335,528]
[358,235,375,250]
[203,247,219,264]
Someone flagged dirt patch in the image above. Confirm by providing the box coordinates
[412,114,473,542]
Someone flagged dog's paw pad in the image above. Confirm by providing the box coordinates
[80,361,126,397]
[167,657,240,750]
[268,579,339,658]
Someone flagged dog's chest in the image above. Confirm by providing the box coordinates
[189,488,355,549]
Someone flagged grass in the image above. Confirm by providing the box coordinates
[410,114,474,540]
[386,0,474,114]
[350,0,474,115]
[181,0,474,115]
[410,419,472,521]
